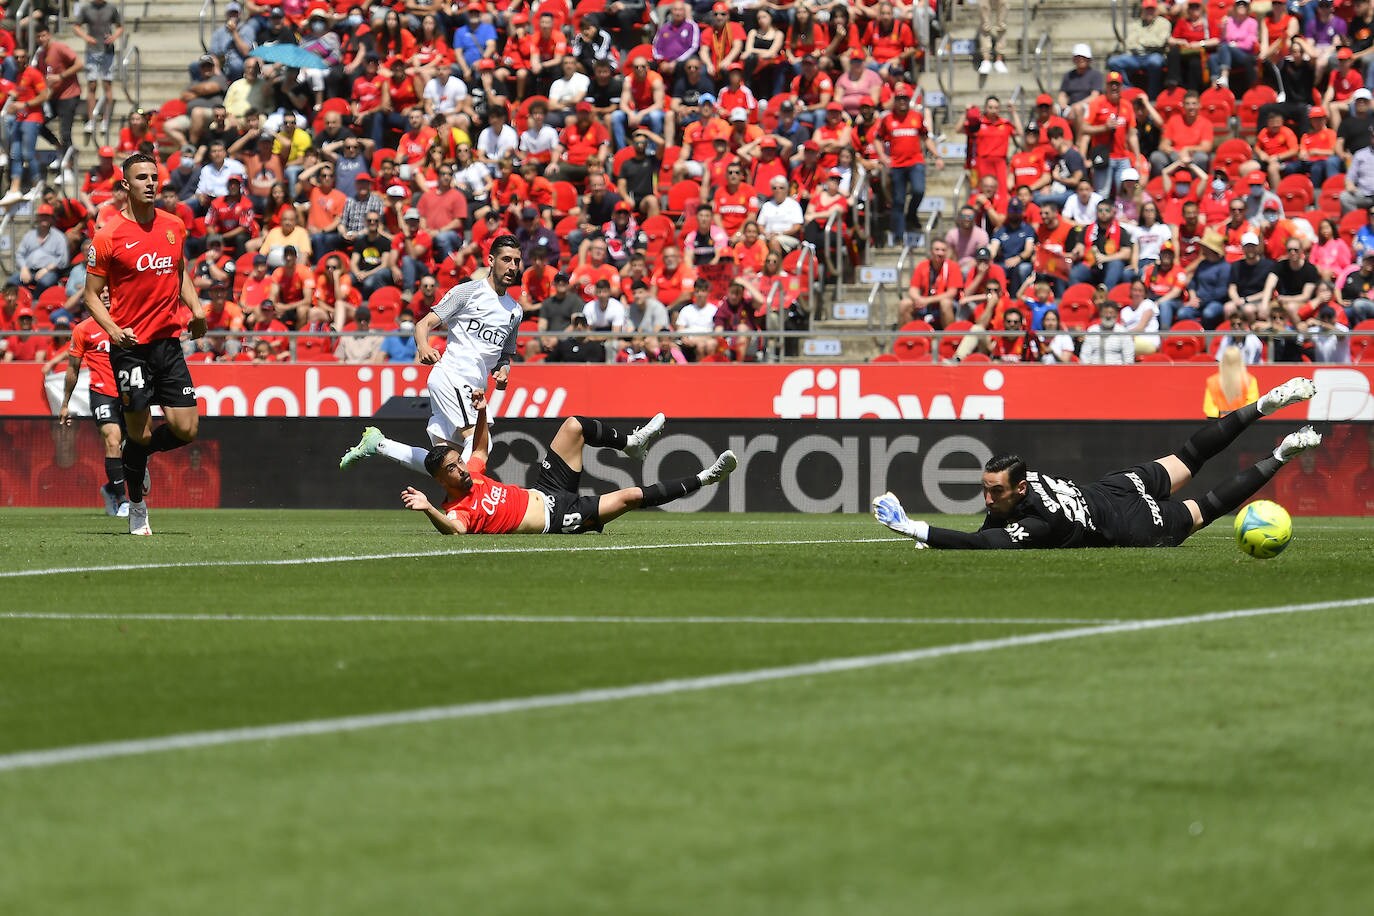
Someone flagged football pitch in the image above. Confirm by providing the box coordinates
[3,509,1374,915]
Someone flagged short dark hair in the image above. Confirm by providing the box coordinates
[1047,126,1065,142]
[121,152,158,179]
[488,234,521,258]
[424,445,456,477]
[985,454,1027,487]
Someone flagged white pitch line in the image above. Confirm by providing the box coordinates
[0,537,900,579]
[2,594,1371,774]
[0,612,1120,626]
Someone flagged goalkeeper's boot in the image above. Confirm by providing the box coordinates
[340,426,383,469]
[100,483,122,516]
[1259,377,1317,415]
[128,501,152,536]
[624,412,665,460]
[699,450,737,485]
[1274,426,1322,462]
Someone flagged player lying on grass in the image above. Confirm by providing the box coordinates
[872,377,1323,549]
[400,391,737,535]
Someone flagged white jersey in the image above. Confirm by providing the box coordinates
[431,278,523,383]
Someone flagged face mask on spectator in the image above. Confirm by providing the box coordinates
[312,20,327,33]
[399,319,416,333]
[345,13,363,27]
[1212,178,1226,192]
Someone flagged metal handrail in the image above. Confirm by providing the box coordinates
[199,0,217,55]
[1021,0,1038,72]
[935,35,953,104]
[1033,31,1053,94]
[764,280,785,362]
[1009,84,1024,125]
[120,44,142,112]
[1110,0,1127,55]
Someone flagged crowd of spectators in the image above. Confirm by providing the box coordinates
[918,0,1374,365]
[0,0,947,365]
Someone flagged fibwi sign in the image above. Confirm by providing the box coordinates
[1,364,1372,421]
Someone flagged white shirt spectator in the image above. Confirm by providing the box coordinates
[423,75,469,115]
[1120,298,1160,352]
[476,123,519,174]
[196,157,248,198]
[453,161,491,197]
[1079,320,1136,364]
[675,301,717,333]
[1301,322,1351,363]
[519,124,561,161]
[1062,190,1103,226]
[549,70,590,108]
[758,196,804,236]
[583,296,629,331]
[1131,222,1172,263]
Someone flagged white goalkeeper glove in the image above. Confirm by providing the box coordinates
[871,492,930,542]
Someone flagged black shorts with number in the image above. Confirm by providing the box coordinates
[109,338,197,413]
[1088,462,1196,548]
[89,391,124,428]
[532,450,603,534]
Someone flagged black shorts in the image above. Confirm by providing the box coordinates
[89,391,124,428]
[532,450,603,534]
[1089,462,1196,548]
[109,338,197,413]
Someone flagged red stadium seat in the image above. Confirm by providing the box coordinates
[871,352,901,363]
[1139,352,1173,363]
[1339,209,1367,245]
[1198,86,1235,134]
[1107,283,1131,307]
[36,285,66,314]
[961,352,992,363]
[366,286,402,329]
[893,320,934,361]
[1162,319,1204,360]
[641,214,677,260]
[1278,174,1314,213]
[1189,352,1216,362]
[550,180,579,216]
[313,97,350,133]
[1236,85,1276,137]
[232,252,256,296]
[515,95,550,135]
[1059,298,1097,331]
[1213,138,1253,178]
[658,145,680,185]
[624,43,655,68]
[572,0,606,30]
[663,179,701,222]
[1352,320,1374,363]
[760,94,789,132]
[939,320,974,361]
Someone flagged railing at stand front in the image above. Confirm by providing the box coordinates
[1110,0,1127,55]
[935,35,953,104]
[199,0,217,54]
[1021,0,1037,72]
[1033,31,1053,94]
[120,44,142,113]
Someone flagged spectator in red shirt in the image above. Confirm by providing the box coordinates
[862,4,918,73]
[1150,90,1215,177]
[394,207,434,295]
[2,308,50,361]
[1081,72,1140,197]
[270,246,315,327]
[1286,105,1343,186]
[553,101,611,184]
[613,56,668,152]
[416,164,468,261]
[205,175,258,255]
[712,162,761,241]
[1253,108,1300,189]
[973,96,1016,194]
[0,45,49,206]
[876,83,943,247]
[900,238,965,327]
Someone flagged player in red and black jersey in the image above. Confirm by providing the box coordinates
[400,391,736,535]
[874,379,1323,549]
[83,152,207,536]
[56,314,140,517]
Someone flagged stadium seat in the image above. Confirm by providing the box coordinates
[961,352,992,363]
[1162,319,1204,360]
[611,145,636,179]
[1144,175,1166,201]
[1236,85,1276,137]
[871,352,900,363]
[663,179,701,222]
[312,97,350,133]
[1213,138,1253,178]
[1198,86,1235,134]
[1189,352,1216,363]
[1319,175,1345,218]
[657,145,680,185]
[624,43,655,68]
[939,320,974,361]
[1107,283,1131,307]
[550,180,579,216]
[1059,298,1097,331]
[35,285,66,314]
[232,252,256,296]
[1352,320,1374,363]
[760,94,789,132]
[641,214,677,260]
[1139,352,1173,363]
[370,148,398,176]
[1278,174,1314,213]
[572,0,606,30]
[1339,209,1367,245]
[366,287,403,329]
[515,95,550,135]
[893,320,934,361]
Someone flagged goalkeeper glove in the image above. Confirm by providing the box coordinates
[871,492,930,542]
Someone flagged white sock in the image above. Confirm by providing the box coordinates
[378,437,430,474]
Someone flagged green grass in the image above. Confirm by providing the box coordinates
[2,510,1373,914]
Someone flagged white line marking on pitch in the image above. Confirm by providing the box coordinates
[0,612,1120,626]
[2,594,1371,774]
[0,537,900,579]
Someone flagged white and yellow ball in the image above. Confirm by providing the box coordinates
[1234,500,1293,559]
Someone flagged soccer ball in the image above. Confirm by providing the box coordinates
[1234,500,1293,559]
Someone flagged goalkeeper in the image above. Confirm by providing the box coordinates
[872,378,1323,549]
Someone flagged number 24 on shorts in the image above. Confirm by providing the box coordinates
[118,366,146,389]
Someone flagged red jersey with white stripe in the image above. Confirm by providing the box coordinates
[441,456,531,534]
[876,110,928,168]
[88,209,189,343]
[69,317,117,395]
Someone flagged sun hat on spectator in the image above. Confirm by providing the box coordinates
[253,254,268,266]
[1007,199,1024,214]
[1353,88,1373,103]
[802,139,820,152]
[521,206,539,219]
[1106,71,1122,84]
[894,84,914,99]
[1072,43,1092,59]
[355,173,374,185]
[1241,232,1261,247]
[1141,0,1157,7]
[825,101,844,113]
[226,175,244,187]
[613,200,633,213]
[700,93,717,107]
[1245,172,1266,186]
[35,203,53,217]
[760,137,779,149]
[98,146,115,158]
[770,175,790,188]
[1310,106,1327,119]
[1120,167,1140,182]
[510,12,529,24]
[1035,93,1053,106]
[403,208,421,222]
[206,233,223,247]
[1338,47,1354,61]
[386,185,407,198]
[827,167,843,178]
[15,306,34,320]
[712,1,729,10]
[575,100,593,113]
[226,1,241,12]
[729,107,749,122]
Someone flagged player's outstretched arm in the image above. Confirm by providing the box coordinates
[871,492,1050,549]
[470,390,490,462]
[401,487,465,535]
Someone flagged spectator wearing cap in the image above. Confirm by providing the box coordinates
[1106,0,1170,98]
[1288,106,1343,187]
[653,2,702,82]
[990,200,1037,293]
[203,282,245,337]
[1166,1,1217,94]
[555,101,612,183]
[598,200,645,268]
[392,207,434,295]
[12,205,68,292]
[1323,46,1363,128]
[1238,169,1282,221]
[2,307,49,362]
[171,56,231,147]
[614,56,669,151]
[1227,231,1276,322]
[1337,89,1374,163]
[207,3,250,82]
[782,56,829,131]
[875,83,942,247]
[1059,44,1104,119]
[758,175,804,254]
[78,145,121,214]
[339,173,386,243]
[516,206,562,264]
[773,98,814,150]
[672,95,727,180]
[1082,71,1139,198]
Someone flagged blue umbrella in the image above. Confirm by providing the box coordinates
[249,43,328,70]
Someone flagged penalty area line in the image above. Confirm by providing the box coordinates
[2,594,1372,774]
[0,612,1122,626]
[0,536,902,579]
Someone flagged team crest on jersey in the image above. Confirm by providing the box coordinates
[166,230,176,245]
[86,246,97,267]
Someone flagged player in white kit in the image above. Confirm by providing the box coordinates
[341,234,526,474]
